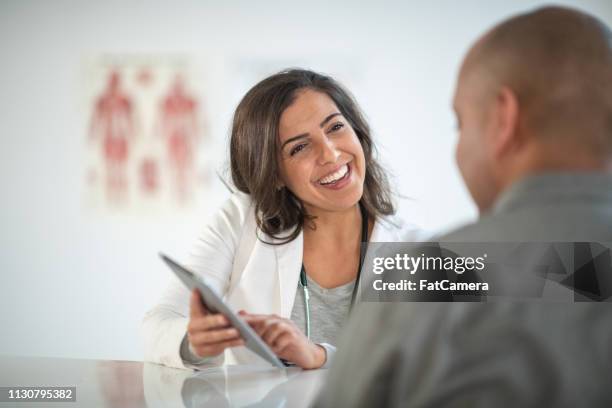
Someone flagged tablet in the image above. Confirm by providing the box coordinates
[159,253,286,368]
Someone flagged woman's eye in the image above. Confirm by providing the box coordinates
[290,144,306,156]
[330,122,345,132]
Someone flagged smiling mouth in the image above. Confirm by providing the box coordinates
[318,164,350,185]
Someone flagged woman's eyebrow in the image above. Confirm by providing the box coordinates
[281,133,309,149]
[281,112,342,149]
[319,112,341,127]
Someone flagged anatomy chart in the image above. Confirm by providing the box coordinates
[83,56,210,212]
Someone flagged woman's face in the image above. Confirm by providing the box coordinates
[277,89,366,214]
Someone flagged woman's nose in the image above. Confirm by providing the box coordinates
[317,138,340,165]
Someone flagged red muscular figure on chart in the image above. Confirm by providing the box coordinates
[159,75,200,202]
[89,71,135,204]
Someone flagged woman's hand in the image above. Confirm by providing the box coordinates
[186,289,245,358]
[239,311,326,369]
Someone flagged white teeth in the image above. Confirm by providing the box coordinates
[319,164,349,185]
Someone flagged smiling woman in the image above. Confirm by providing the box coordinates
[278,90,366,218]
[143,69,422,371]
[230,70,395,243]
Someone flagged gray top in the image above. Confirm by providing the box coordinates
[290,273,355,366]
[315,172,612,408]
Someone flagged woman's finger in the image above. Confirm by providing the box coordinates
[241,315,276,334]
[188,314,230,332]
[195,338,245,357]
[189,327,241,346]
[240,314,273,323]
[262,320,290,346]
[272,332,293,354]
[189,289,209,318]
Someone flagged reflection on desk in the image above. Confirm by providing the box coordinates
[0,356,326,408]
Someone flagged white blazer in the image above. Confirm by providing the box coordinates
[143,192,421,370]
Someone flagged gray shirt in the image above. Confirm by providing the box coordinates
[290,274,356,366]
[315,172,612,408]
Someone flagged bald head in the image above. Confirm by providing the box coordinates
[454,6,612,213]
[462,6,612,156]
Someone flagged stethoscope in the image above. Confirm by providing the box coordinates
[299,204,369,339]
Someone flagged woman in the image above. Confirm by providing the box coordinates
[143,69,420,370]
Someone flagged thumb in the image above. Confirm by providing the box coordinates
[189,289,208,318]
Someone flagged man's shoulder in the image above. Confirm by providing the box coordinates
[437,204,612,242]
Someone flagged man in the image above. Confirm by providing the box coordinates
[315,6,612,408]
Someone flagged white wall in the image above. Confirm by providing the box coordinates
[1,0,610,361]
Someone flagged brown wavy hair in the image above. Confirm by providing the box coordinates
[230,68,395,244]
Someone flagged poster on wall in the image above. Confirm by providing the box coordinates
[82,55,211,213]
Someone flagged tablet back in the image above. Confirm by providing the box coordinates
[159,253,286,368]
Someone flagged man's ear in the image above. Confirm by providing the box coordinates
[492,86,520,158]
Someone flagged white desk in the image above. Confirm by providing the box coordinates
[0,356,327,407]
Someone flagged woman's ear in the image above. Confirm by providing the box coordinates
[492,86,520,158]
